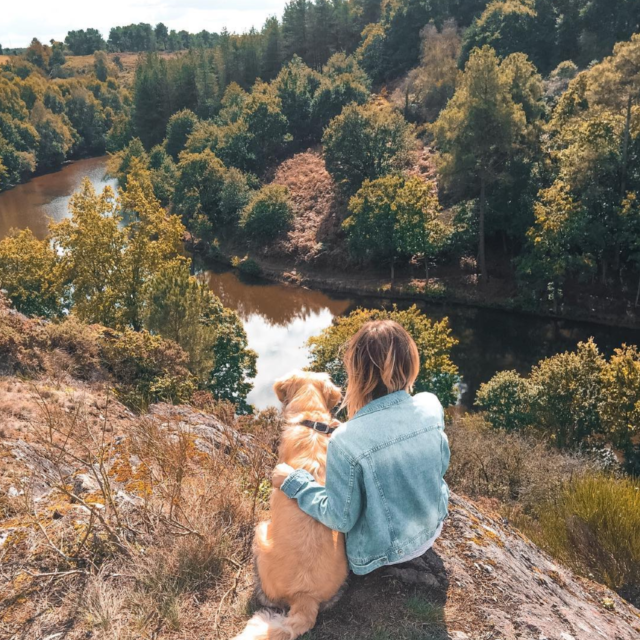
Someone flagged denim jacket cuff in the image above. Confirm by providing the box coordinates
[281,469,315,498]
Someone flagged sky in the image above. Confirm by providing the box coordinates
[1,0,289,49]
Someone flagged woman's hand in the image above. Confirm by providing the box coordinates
[272,463,295,489]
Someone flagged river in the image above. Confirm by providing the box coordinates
[3,156,640,410]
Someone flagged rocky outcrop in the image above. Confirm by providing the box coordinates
[386,494,640,640]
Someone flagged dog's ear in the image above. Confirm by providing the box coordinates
[274,375,294,403]
[323,379,342,410]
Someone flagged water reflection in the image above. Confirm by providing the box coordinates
[203,267,352,408]
[369,300,640,407]
[0,157,116,239]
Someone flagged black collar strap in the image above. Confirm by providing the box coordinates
[300,420,337,435]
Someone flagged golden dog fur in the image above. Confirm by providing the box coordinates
[232,371,348,640]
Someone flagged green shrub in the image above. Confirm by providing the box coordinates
[478,340,607,449]
[240,184,293,244]
[476,369,535,432]
[232,256,262,278]
[98,328,196,409]
[307,305,459,408]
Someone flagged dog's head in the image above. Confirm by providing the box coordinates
[274,370,341,414]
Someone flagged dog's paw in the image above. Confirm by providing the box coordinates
[272,463,294,489]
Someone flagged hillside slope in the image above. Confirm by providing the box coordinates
[1,377,639,639]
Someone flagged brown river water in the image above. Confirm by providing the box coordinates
[3,156,640,409]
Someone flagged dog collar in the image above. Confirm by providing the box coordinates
[299,420,337,435]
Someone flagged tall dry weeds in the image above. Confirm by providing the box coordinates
[0,388,281,639]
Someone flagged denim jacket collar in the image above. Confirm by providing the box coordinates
[352,390,411,420]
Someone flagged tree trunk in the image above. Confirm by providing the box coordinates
[615,94,633,275]
[425,260,429,283]
[478,176,487,286]
[620,93,632,202]
[635,274,640,307]
[390,257,395,283]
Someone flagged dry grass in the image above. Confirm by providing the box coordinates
[0,389,281,639]
[518,474,640,604]
[446,413,595,512]
[270,150,350,266]
[62,51,182,86]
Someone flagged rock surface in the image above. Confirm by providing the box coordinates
[391,493,640,639]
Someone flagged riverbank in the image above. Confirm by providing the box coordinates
[195,240,640,330]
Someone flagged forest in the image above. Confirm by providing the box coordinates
[1,0,640,333]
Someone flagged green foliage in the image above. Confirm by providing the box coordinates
[219,167,254,227]
[475,370,536,432]
[51,169,185,331]
[600,345,640,464]
[174,150,227,232]
[273,56,321,143]
[518,181,593,311]
[93,51,111,82]
[433,46,530,282]
[307,305,459,407]
[478,339,607,450]
[165,109,199,160]
[240,184,294,244]
[99,327,196,409]
[133,54,171,148]
[64,28,106,55]
[323,101,416,194]
[144,261,257,411]
[312,54,371,134]
[344,174,446,278]
[233,256,262,278]
[0,228,65,318]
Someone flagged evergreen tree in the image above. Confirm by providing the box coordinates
[433,46,527,284]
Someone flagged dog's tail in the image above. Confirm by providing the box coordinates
[232,597,319,640]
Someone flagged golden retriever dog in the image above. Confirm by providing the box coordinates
[233,371,348,640]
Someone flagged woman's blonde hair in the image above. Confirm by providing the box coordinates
[342,320,420,418]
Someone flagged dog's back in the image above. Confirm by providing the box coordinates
[233,372,348,640]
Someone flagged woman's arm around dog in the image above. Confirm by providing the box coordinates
[273,438,363,533]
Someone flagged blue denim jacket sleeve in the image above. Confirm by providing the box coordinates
[280,438,363,533]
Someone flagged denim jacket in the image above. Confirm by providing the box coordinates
[281,390,450,575]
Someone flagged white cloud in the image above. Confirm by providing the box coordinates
[1,1,287,48]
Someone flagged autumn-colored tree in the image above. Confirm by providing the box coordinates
[0,228,65,317]
[518,181,593,313]
[52,166,184,330]
[600,344,640,466]
[405,21,461,121]
[307,306,459,408]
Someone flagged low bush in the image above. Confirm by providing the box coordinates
[232,255,262,278]
[98,328,196,409]
[446,413,592,509]
[239,184,293,244]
